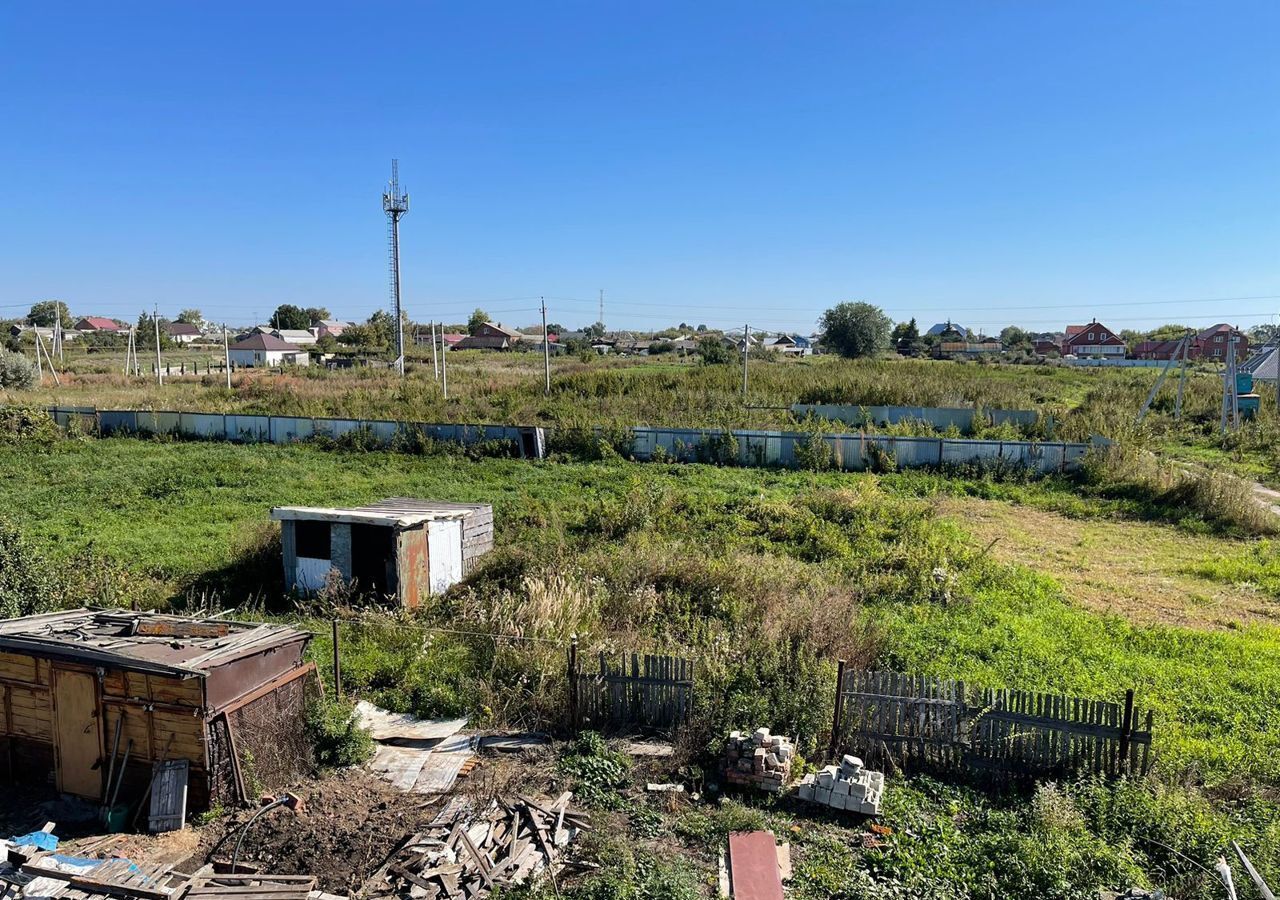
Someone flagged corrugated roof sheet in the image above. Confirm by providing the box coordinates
[271,497,490,528]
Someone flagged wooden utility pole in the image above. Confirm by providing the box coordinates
[1174,329,1191,419]
[223,324,232,389]
[153,306,163,385]
[741,323,750,398]
[541,297,551,395]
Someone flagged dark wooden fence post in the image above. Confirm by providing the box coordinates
[828,658,846,760]
[1119,688,1134,773]
[331,619,342,700]
[567,635,579,731]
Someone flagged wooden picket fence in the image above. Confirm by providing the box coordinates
[568,641,694,733]
[831,668,1153,778]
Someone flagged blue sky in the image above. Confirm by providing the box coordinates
[1,1,1276,334]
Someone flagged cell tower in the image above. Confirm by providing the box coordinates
[382,159,410,375]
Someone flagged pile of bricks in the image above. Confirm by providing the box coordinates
[721,727,794,793]
[797,754,884,815]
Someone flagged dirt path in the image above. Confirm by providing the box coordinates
[940,497,1280,630]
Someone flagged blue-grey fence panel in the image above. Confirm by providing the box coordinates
[267,416,312,443]
[365,420,400,443]
[147,411,181,434]
[179,413,227,439]
[630,428,656,459]
[326,418,364,439]
[225,415,270,442]
[98,410,137,435]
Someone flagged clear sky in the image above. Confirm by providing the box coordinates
[1,1,1277,334]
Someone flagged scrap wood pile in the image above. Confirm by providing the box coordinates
[364,794,590,900]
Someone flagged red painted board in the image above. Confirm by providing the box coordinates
[728,831,783,900]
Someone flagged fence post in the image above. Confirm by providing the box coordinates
[1119,688,1134,774]
[331,619,342,700]
[567,635,579,731]
[828,658,846,760]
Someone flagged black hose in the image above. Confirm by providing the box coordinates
[229,796,290,874]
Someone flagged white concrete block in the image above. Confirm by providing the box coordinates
[815,787,832,805]
[831,779,851,796]
[816,770,835,789]
[798,783,814,802]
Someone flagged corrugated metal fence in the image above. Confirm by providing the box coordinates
[44,406,1095,474]
[791,403,1051,435]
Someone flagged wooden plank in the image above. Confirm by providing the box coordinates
[149,758,189,833]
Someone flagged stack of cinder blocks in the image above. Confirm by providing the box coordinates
[721,727,794,793]
[797,755,884,815]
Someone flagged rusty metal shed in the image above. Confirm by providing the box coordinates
[270,498,494,606]
[0,609,314,812]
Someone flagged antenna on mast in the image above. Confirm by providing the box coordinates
[382,159,410,376]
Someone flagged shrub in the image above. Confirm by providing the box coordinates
[305,697,374,768]
[558,731,632,810]
[0,406,62,445]
[0,351,38,389]
[0,519,58,618]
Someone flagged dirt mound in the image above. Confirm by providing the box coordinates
[191,770,445,893]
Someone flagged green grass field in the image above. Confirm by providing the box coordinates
[1,431,1277,896]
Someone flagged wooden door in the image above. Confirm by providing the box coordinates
[53,668,102,799]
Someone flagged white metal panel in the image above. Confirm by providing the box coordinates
[427,519,463,595]
[296,556,334,592]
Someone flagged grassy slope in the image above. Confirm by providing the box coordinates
[5,436,1279,791]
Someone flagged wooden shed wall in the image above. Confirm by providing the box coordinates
[0,652,55,778]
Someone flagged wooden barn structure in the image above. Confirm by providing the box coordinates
[0,609,314,813]
[271,498,494,606]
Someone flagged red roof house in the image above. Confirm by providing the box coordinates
[1132,324,1248,362]
[74,316,121,333]
[1061,320,1126,357]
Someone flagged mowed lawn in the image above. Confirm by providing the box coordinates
[3,436,1280,787]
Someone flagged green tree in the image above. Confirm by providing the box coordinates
[304,306,331,324]
[314,334,339,353]
[1148,323,1190,342]
[467,308,490,335]
[891,318,920,346]
[819,302,892,359]
[137,311,173,349]
[999,325,1032,349]
[27,300,72,328]
[270,304,310,330]
[0,519,56,618]
[584,321,606,339]
[176,308,203,325]
[697,336,732,365]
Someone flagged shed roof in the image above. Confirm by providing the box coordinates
[0,609,309,677]
[233,333,299,350]
[271,497,490,528]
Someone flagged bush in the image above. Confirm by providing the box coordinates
[0,519,58,618]
[558,731,632,810]
[0,406,62,445]
[305,697,374,768]
[0,350,38,389]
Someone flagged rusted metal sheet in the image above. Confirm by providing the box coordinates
[396,525,430,608]
[728,831,784,900]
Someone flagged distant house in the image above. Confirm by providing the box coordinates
[8,324,77,342]
[164,322,201,344]
[926,322,968,339]
[228,333,311,367]
[1032,337,1060,355]
[454,322,526,351]
[413,328,465,348]
[313,320,351,339]
[762,334,813,356]
[271,328,318,346]
[74,316,120,333]
[1061,320,1125,357]
[1132,326,1247,362]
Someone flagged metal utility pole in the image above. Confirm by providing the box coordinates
[223,324,232,389]
[541,296,551,395]
[382,160,410,376]
[153,305,163,384]
[742,323,750,398]
[1136,335,1185,425]
[431,321,439,380]
[1229,335,1240,429]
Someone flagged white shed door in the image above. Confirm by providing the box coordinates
[427,519,463,594]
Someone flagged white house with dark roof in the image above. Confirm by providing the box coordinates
[228,333,311,367]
